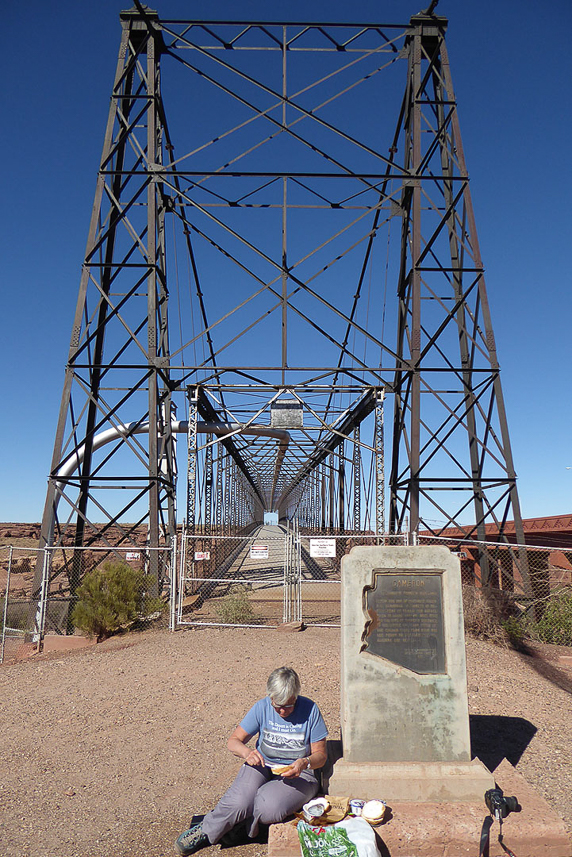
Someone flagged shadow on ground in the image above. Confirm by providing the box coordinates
[517,646,572,696]
[470,715,537,772]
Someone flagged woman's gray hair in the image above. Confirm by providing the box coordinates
[266,666,301,705]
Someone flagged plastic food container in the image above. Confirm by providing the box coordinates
[349,799,365,816]
[302,798,330,822]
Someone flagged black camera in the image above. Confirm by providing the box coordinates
[485,788,521,819]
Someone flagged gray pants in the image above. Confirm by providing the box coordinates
[201,763,319,843]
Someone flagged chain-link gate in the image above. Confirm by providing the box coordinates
[283,520,302,625]
[296,532,409,626]
[176,526,297,627]
[174,528,407,629]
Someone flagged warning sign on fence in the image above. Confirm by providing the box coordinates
[250,544,269,559]
[125,552,140,561]
[309,538,336,558]
[194,551,210,561]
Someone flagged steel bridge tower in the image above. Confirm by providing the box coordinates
[34,4,528,604]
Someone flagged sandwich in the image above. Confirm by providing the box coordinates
[361,800,386,824]
[271,764,294,775]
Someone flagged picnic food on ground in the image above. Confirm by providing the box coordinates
[303,797,331,818]
[310,797,331,813]
[361,799,386,824]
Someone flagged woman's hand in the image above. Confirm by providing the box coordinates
[227,726,265,766]
[244,748,265,767]
[281,740,327,778]
[281,757,307,778]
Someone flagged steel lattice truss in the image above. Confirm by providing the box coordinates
[35,4,527,594]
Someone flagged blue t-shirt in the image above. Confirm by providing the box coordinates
[240,695,328,768]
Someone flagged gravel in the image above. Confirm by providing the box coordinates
[0,626,571,857]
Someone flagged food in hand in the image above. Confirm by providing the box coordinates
[271,764,293,775]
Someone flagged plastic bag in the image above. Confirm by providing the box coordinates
[297,817,381,857]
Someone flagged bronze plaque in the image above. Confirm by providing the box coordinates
[362,571,446,674]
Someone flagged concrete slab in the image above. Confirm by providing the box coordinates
[339,547,472,767]
[326,757,494,802]
[41,634,95,652]
[14,634,96,659]
[267,760,572,857]
[333,546,494,802]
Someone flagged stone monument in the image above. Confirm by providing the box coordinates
[326,545,494,801]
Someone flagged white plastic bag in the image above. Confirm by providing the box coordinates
[297,817,381,857]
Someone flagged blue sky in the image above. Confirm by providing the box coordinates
[1,0,571,523]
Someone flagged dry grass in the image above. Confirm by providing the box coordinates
[462,585,517,646]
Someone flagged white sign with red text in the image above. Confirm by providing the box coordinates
[250,544,269,559]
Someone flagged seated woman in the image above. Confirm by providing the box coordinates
[175,666,328,856]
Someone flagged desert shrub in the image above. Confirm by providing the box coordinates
[528,590,572,647]
[462,585,520,646]
[70,561,162,641]
[500,615,527,649]
[215,585,257,624]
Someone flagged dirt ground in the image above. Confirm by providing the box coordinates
[1,625,571,857]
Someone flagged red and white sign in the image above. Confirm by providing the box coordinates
[125,552,140,561]
[309,538,336,558]
[250,544,269,559]
[194,551,211,561]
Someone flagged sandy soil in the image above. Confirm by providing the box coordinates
[0,626,571,857]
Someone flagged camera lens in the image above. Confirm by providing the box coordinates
[504,796,520,814]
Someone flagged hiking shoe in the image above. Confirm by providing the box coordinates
[175,823,209,856]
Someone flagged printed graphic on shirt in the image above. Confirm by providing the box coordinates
[259,727,306,763]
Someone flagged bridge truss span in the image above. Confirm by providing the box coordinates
[34,5,529,613]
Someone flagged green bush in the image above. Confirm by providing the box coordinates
[70,561,162,641]
[500,615,527,649]
[215,585,257,624]
[530,590,572,647]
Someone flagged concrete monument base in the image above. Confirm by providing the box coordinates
[326,756,494,802]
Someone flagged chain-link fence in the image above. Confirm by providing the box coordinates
[1,543,174,663]
[419,534,572,646]
[3,531,571,661]
[175,529,411,629]
[0,546,38,663]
